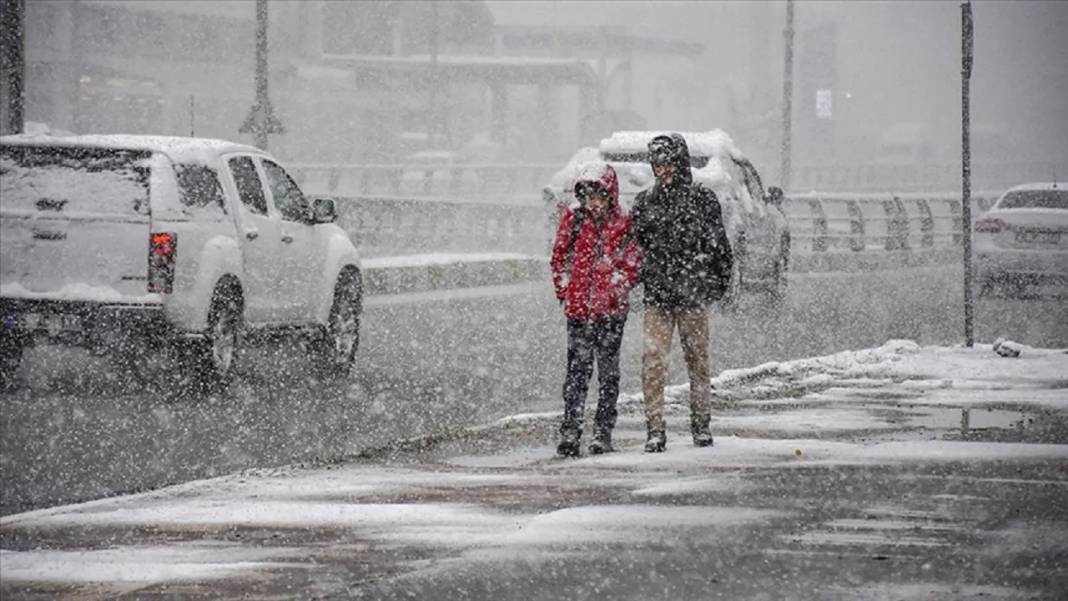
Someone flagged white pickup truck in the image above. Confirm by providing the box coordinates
[0,135,363,390]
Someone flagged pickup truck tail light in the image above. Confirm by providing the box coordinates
[147,232,177,293]
[974,218,1007,234]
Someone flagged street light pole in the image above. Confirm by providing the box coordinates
[428,2,440,145]
[239,0,283,149]
[0,0,25,135]
[780,0,795,192]
[961,1,974,347]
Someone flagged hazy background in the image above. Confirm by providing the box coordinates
[12,0,1068,186]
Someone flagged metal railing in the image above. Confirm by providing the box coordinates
[333,188,1002,270]
[291,160,1065,201]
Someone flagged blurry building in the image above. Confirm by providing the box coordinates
[22,0,714,165]
[24,1,1057,172]
[21,0,603,164]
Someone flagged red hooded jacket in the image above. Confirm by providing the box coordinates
[551,163,641,321]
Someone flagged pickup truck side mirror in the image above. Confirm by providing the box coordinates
[766,186,784,208]
[310,196,338,224]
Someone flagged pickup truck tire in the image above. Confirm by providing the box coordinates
[315,275,361,380]
[185,284,242,391]
[0,332,24,390]
[720,235,745,314]
[977,278,995,299]
[768,234,790,307]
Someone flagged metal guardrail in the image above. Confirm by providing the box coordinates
[291,163,558,203]
[782,191,1001,255]
[790,161,1065,193]
[334,189,1002,274]
[333,195,548,259]
[300,163,1024,293]
[290,161,1065,200]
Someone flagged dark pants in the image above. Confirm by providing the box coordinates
[561,316,626,435]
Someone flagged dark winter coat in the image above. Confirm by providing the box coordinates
[631,134,733,308]
[551,163,641,321]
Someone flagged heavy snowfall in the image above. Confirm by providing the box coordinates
[0,1,1066,600]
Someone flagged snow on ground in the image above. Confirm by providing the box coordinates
[1,340,1065,591]
[0,544,305,585]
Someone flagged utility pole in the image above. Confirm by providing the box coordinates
[780,0,795,191]
[428,2,440,145]
[0,0,25,135]
[240,0,283,149]
[961,1,975,347]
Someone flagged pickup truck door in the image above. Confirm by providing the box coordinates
[259,158,321,322]
[223,154,282,325]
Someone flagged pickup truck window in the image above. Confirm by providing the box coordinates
[228,156,267,215]
[1,145,151,215]
[175,164,226,212]
[262,159,309,222]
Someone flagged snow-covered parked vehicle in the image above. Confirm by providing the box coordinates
[543,130,790,306]
[0,135,363,389]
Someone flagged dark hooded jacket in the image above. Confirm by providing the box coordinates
[631,133,733,307]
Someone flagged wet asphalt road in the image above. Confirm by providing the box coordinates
[1,265,1066,514]
[3,387,1066,601]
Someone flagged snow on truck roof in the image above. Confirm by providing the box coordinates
[598,129,745,160]
[551,130,745,193]
[0,134,262,164]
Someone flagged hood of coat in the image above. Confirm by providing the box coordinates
[648,132,694,187]
[572,161,620,210]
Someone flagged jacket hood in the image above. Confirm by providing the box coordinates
[573,161,620,208]
[648,133,693,187]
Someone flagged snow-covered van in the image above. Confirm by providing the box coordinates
[0,135,363,389]
[543,130,791,305]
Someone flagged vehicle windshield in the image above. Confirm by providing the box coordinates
[601,151,710,169]
[998,189,1068,210]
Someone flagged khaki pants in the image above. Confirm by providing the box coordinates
[641,305,711,429]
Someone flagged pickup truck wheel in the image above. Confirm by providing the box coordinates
[977,278,995,299]
[720,239,745,313]
[768,241,790,307]
[0,332,24,390]
[184,288,242,391]
[207,295,240,380]
[316,279,360,379]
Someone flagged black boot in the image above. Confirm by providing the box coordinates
[556,425,582,458]
[691,414,713,447]
[644,422,666,453]
[588,426,613,455]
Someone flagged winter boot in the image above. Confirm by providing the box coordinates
[556,425,582,458]
[644,422,666,453]
[588,426,614,455]
[691,414,714,447]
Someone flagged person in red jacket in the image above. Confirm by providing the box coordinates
[550,162,640,457]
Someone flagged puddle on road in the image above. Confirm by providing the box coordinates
[909,407,1030,431]
[904,406,1068,444]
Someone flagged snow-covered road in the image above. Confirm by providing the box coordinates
[2,341,1066,600]
[2,264,1066,517]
